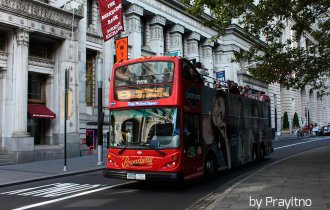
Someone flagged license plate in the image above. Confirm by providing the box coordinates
[127,173,146,180]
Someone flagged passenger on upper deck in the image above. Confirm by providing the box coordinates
[189,67,200,82]
[195,62,207,76]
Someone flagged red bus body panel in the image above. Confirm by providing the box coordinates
[104,56,272,182]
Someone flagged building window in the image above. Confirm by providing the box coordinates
[163,27,168,54]
[87,0,93,27]
[0,31,5,50]
[28,73,46,104]
[86,56,95,106]
[141,18,147,47]
[29,39,53,59]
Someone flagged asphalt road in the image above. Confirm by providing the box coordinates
[0,136,329,210]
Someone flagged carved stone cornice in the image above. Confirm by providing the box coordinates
[126,4,143,17]
[150,15,166,26]
[86,32,103,45]
[28,56,55,69]
[187,32,200,41]
[0,51,8,70]
[170,24,184,34]
[202,39,214,47]
[237,72,268,89]
[16,28,29,47]
[0,0,83,30]
[0,51,8,61]
[135,0,217,37]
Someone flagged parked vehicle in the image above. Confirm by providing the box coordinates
[319,126,330,136]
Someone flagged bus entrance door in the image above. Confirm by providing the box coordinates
[182,113,203,180]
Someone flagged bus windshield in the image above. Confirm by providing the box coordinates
[110,108,180,149]
[115,61,174,87]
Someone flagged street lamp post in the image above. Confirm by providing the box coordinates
[63,68,69,171]
[274,95,278,141]
[97,57,104,165]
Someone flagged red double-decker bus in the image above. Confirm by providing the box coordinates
[103,56,272,182]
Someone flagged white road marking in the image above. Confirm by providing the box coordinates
[274,138,325,150]
[12,181,135,210]
[1,183,102,198]
[0,184,55,195]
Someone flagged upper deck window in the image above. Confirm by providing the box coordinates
[115,61,174,87]
[114,61,174,101]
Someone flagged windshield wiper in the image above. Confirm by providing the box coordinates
[118,146,127,155]
[118,142,130,155]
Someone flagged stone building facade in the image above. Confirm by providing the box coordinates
[0,0,328,163]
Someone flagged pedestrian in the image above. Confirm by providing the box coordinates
[86,132,93,149]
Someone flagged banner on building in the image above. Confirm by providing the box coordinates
[216,70,226,85]
[115,37,128,62]
[165,51,181,56]
[98,0,124,42]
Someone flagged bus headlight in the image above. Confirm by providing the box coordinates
[166,161,177,168]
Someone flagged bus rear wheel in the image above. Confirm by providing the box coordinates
[251,146,258,163]
[259,145,265,160]
[204,155,215,178]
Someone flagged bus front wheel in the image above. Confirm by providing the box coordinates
[204,155,215,178]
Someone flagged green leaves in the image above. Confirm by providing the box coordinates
[181,0,330,94]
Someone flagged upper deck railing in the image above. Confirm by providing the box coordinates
[201,74,269,102]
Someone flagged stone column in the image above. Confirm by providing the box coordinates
[13,28,29,137]
[149,15,166,55]
[214,44,239,82]
[45,75,54,144]
[186,32,200,61]
[79,1,87,111]
[125,4,143,58]
[201,39,214,77]
[169,24,184,56]
[300,88,307,125]
[103,40,114,110]
[309,90,317,124]
[0,62,5,149]
[9,28,34,163]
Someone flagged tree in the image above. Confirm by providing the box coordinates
[292,112,300,128]
[182,0,330,94]
[283,111,290,130]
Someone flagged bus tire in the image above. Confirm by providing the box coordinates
[204,155,215,179]
[251,145,258,163]
[259,144,265,160]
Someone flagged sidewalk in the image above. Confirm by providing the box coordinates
[206,145,330,210]
[276,132,315,141]
[0,153,105,187]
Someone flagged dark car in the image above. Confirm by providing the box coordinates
[319,126,330,136]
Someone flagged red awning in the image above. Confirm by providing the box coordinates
[28,104,56,119]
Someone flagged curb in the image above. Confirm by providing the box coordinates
[274,135,314,142]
